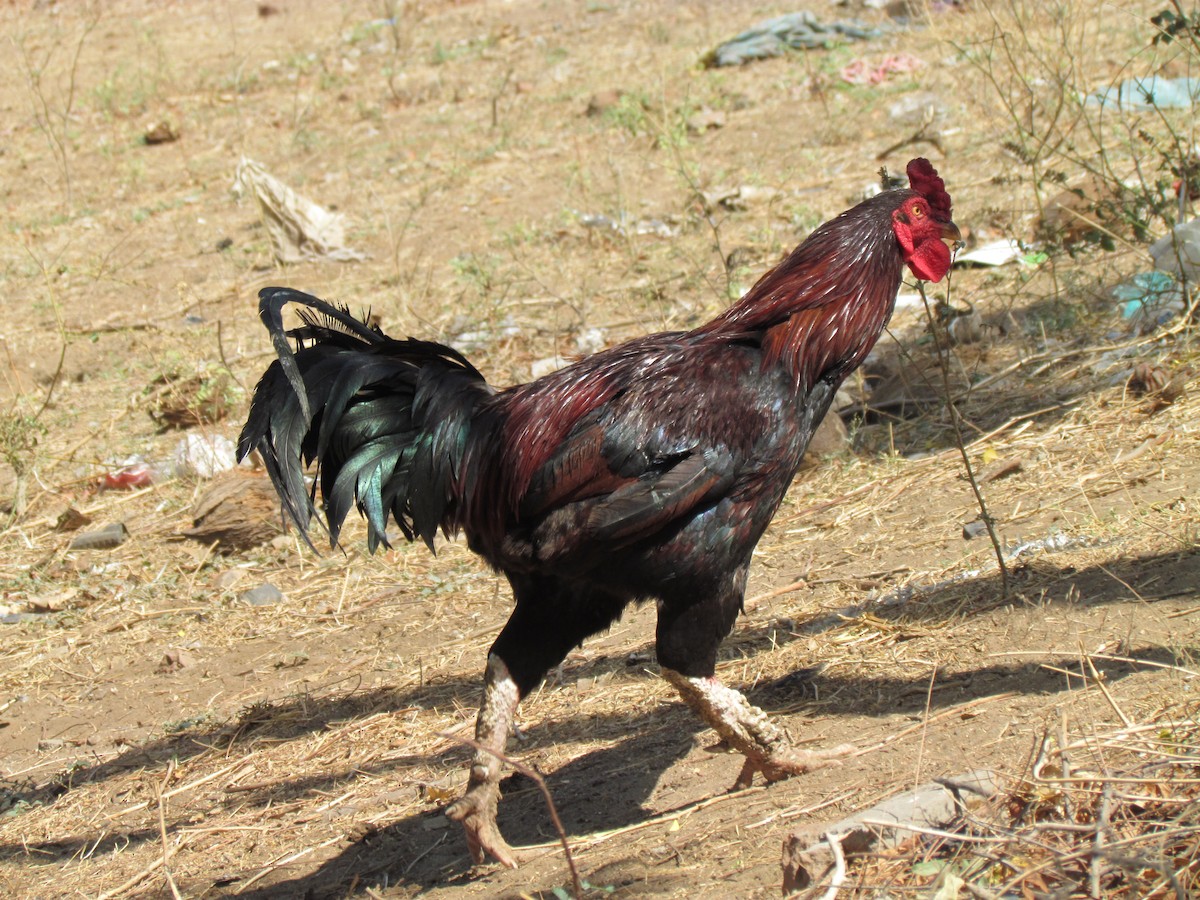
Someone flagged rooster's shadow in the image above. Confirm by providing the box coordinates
[234,716,699,898]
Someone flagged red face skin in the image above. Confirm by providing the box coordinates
[891,195,959,283]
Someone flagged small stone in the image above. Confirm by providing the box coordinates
[947,312,996,345]
[1,612,46,624]
[979,455,1024,484]
[143,121,179,145]
[686,107,726,133]
[801,412,850,467]
[703,184,785,212]
[157,649,197,673]
[962,519,987,540]
[585,89,625,117]
[214,568,249,590]
[240,583,284,607]
[888,92,946,128]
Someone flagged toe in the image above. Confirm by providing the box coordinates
[736,742,857,786]
[732,757,758,790]
[467,817,519,868]
[446,790,520,868]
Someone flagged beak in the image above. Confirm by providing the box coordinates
[941,219,965,254]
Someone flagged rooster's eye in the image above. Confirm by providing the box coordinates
[911,205,924,219]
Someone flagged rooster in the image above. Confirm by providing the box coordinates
[239,158,959,867]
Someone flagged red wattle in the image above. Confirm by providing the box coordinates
[906,237,951,282]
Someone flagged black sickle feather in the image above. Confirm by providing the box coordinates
[238,286,492,554]
[258,287,381,420]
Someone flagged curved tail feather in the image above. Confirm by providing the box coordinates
[238,287,492,552]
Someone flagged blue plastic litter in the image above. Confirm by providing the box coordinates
[1111,271,1184,328]
[704,11,885,68]
[1085,75,1200,111]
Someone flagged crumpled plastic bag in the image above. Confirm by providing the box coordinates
[840,53,924,86]
[703,11,884,68]
[1150,217,1200,281]
[232,157,365,264]
[173,432,238,479]
[1111,270,1184,331]
[1084,76,1200,111]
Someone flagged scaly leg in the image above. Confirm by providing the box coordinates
[662,668,854,789]
[445,654,521,867]
[446,576,629,867]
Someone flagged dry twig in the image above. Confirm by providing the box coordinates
[154,762,184,900]
[917,280,1009,596]
[816,831,847,900]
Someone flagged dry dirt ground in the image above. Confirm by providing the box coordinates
[0,1,1198,897]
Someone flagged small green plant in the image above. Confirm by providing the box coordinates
[0,409,47,518]
[602,91,652,138]
[450,252,500,298]
[960,0,1200,267]
[1022,295,1084,335]
[163,712,213,734]
[551,879,615,900]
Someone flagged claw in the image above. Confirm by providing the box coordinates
[662,669,856,792]
[733,743,855,790]
[446,779,520,868]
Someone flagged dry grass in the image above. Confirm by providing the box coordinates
[837,705,1200,898]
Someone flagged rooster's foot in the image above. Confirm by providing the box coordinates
[446,780,519,868]
[732,742,855,790]
[662,668,856,790]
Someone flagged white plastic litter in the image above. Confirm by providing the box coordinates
[232,157,365,264]
[1149,217,1200,281]
[1085,76,1200,111]
[173,433,238,479]
[955,239,1023,267]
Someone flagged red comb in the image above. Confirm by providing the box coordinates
[906,158,952,220]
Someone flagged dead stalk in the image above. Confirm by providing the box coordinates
[817,831,848,900]
[917,281,1009,597]
[155,762,184,900]
[913,664,938,788]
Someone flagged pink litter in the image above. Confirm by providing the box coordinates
[840,53,924,86]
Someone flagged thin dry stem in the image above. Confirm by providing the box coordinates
[816,831,847,900]
[918,280,1009,596]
